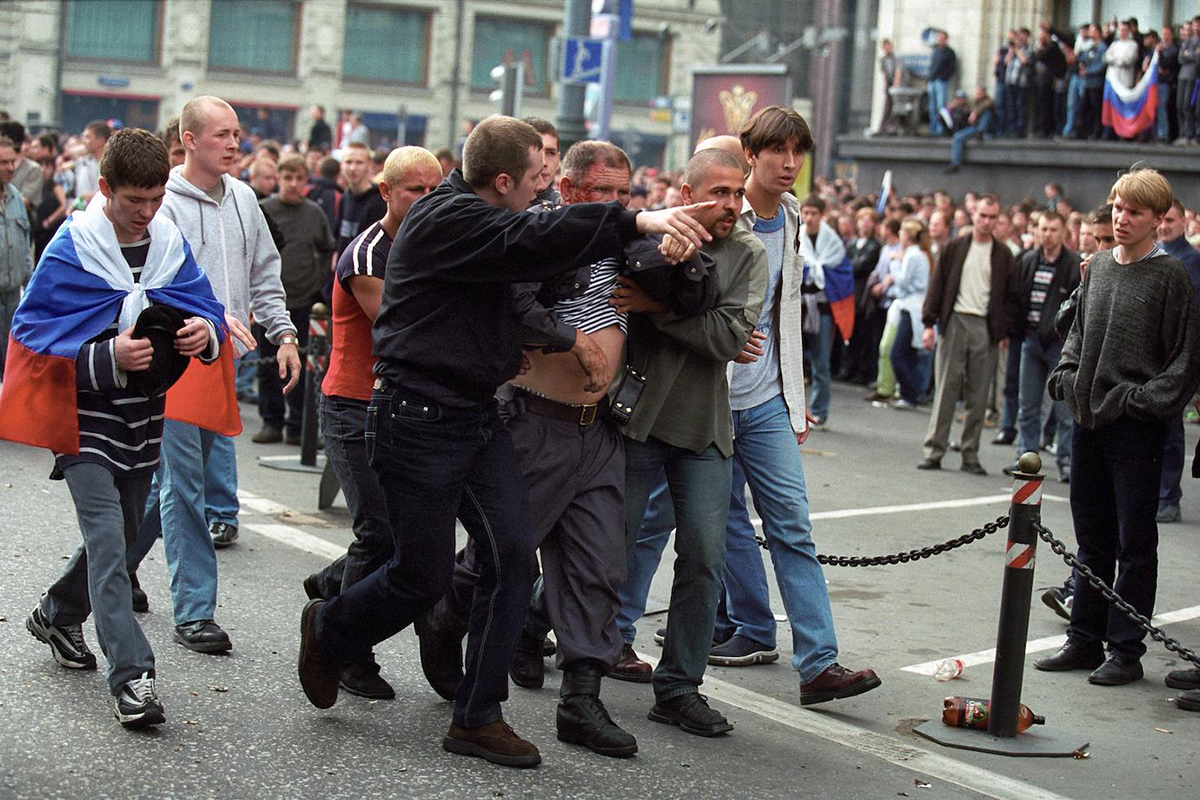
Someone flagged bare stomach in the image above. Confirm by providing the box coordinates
[512,324,626,405]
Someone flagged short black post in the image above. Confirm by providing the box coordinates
[988,451,1044,738]
[298,303,329,468]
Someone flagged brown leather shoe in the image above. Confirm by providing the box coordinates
[607,643,653,684]
[443,719,541,768]
[298,599,339,709]
[800,663,882,706]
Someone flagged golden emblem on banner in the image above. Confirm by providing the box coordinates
[719,85,759,133]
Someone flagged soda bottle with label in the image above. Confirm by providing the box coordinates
[941,696,1045,732]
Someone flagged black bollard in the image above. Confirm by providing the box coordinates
[987,451,1044,738]
[298,303,329,468]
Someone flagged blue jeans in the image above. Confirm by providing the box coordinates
[317,384,536,728]
[623,436,731,701]
[928,79,949,135]
[1016,336,1071,469]
[998,333,1023,434]
[1063,74,1083,136]
[127,419,221,625]
[1003,83,1027,136]
[948,110,994,167]
[805,312,833,421]
[994,82,1007,134]
[889,310,932,405]
[1159,413,1185,508]
[235,350,258,397]
[204,434,238,527]
[615,472,673,644]
[723,395,839,682]
[1157,82,1173,141]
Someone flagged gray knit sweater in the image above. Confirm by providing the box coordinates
[1048,248,1200,429]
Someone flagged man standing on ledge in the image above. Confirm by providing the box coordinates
[297,115,712,768]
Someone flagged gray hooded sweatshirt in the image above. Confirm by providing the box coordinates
[161,166,294,356]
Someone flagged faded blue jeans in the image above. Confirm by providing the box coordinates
[623,436,731,701]
[805,312,834,421]
[1016,336,1071,469]
[928,79,949,135]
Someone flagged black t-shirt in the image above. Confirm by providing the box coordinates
[336,186,387,256]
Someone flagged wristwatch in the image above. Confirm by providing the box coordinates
[279,334,299,347]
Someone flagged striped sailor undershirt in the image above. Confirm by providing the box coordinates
[553,257,627,335]
[54,238,168,476]
[350,221,388,279]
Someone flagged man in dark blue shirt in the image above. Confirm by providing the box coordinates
[928,30,958,136]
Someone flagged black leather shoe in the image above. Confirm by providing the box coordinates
[991,430,1015,445]
[130,571,149,614]
[302,573,324,601]
[1165,667,1200,691]
[648,693,733,737]
[1033,641,1104,672]
[542,636,557,657]
[340,658,395,699]
[960,462,987,476]
[557,662,637,758]
[916,458,942,470]
[298,599,339,709]
[509,633,544,689]
[1177,689,1200,712]
[173,620,232,654]
[1088,655,1144,686]
[413,612,462,701]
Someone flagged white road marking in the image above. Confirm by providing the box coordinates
[637,651,1072,800]
[901,605,1200,676]
[237,490,293,516]
[810,493,1066,522]
[240,521,345,560]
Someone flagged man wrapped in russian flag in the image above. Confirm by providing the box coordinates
[0,127,236,729]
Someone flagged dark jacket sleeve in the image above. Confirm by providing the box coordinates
[623,235,718,317]
[513,282,578,353]
[922,242,952,329]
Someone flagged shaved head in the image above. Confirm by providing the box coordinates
[694,135,750,175]
[180,95,236,139]
[684,147,745,188]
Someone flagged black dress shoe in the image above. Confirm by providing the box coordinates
[991,430,1015,445]
[413,612,462,701]
[1033,640,1105,672]
[960,462,987,476]
[1088,655,1144,685]
[509,633,545,689]
[1165,667,1200,690]
[130,571,149,614]
[916,458,942,470]
[542,636,557,657]
[174,620,232,654]
[648,692,732,737]
[302,573,324,601]
[340,658,395,699]
[1177,689,1200,712]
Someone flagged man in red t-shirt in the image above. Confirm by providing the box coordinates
[301,146,443,699]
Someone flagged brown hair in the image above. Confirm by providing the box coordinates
[739,106,814,156]
[84,120,112,140]
[277,153,307,177]
[522,117,558,139]
[562,140,630,183]
[461,115,543,189]
[1039,210,1065,227]
[160,116,181,148]
[801,194,826,213]
[100,128,170,190]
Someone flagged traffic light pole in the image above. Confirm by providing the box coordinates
[555,0,590,151]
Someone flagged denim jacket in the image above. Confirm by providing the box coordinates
[0,183,33,292]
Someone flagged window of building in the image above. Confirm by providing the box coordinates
[471,17,551,95]
[208,0,299,74]
[65,0,160,64]
[343,4,430,84]
[614,34,668,104]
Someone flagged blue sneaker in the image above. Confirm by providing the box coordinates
[707,634,778,667]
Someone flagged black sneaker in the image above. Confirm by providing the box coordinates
[708,634,779,667]
[210,522,238,549]
[648,693,733,737]
[654,626,667,646]
[113,672,165,728]
[26,607,97,670]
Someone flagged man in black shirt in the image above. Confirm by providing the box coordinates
[297,115,712,767]
[335,142,386,256]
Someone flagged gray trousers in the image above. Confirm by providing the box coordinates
[925,313,998,463]
[42,462,155,694]
[440,406,627,669]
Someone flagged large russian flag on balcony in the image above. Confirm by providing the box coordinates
[0,200,239,455]
[1102,51,1158,139]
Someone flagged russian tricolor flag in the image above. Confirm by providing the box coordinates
[0,202,240,455]
[1102,51,1158,139]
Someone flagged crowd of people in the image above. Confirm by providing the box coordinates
[1,90,1199,775]
[879,15,1200,157]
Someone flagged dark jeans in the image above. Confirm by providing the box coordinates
[1067,417,1167,660]
[1078,86,1103,138]
[1159,413,1185,509]
[256,307,309,434]
[310,394,394,599]
[889,310,932,405]
[1003,83,1027,136]
[998,333,1024,434]
[315,383,536,727]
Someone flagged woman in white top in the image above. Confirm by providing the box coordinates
[888,218,934,408]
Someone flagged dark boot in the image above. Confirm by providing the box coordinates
[509,632,545,689]
[556,661,637,758]
[130,571,149,614]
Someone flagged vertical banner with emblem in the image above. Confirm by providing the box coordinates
[689,65,792,151]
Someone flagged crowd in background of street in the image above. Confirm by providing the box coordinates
[877,15,1200,155]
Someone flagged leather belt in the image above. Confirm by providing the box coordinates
[516,389,608,426]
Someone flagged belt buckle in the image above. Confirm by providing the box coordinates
[578,403,598,426]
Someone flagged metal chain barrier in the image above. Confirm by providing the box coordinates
[1032,521,1200,670]
[755,515,1010,567]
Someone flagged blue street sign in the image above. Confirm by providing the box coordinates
[562,36,605,84]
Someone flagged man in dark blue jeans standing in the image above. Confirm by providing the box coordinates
[296,115,711,768]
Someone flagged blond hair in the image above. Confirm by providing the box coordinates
[381,146,440,186]
[180,95,235,138]
[277,153,307,176]
[1108,168,1173,215]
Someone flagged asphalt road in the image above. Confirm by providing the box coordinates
[1,382,1197,799]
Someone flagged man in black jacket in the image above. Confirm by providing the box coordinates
[296,115,711,768]
[839,208,883,383]
[1004,211,1079,481]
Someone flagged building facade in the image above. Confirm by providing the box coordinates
[0,0,721,167]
